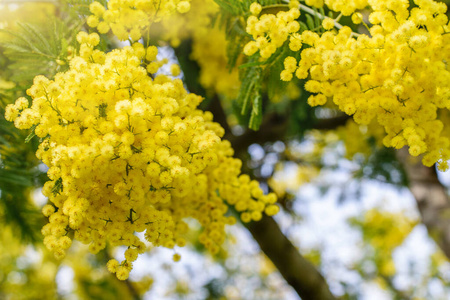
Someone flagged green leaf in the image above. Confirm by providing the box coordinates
[235,63,264,129]
[17,22,53,54]
[239,80,255,115]
[249,93,262,130]
[226,23,246,70]
[260,4,289,15]
[0,16,78,81]
[51,177,63,196]
[0,171,33,186]
[0,42,32,54]
[313,7,321,29]
[25,125,37,143]
[299,21,309,31]
[67,0,104,16]
[238,60,265,69]
[0,29,42,54]
[213,0,240,15]
[319,7,326,18]
[306,14,315,30]
[236,65,261,115]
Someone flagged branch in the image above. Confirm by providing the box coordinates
[207,101,336,299]
[224,112,288,155]
[123,279,141,300]
[281,0,360,37]
[311,115,350,130]
[245,215,336,300]
[222,113,350,156]
[396,148,450,259]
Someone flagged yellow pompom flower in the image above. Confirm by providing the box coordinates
[170,63,181,76]
[351,13,363,24]
[172,253,181,262]
[250,2,262,15]
[42,204,55,217]
[177,1,191,13]
[322,18,335,30]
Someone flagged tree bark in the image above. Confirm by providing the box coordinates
[245,215,336,300]
[397,148,450,259]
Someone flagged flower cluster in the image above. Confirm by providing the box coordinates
[5,32,278,280]
[156,0,241,98]
[87,0,191,41]
[250,0,450,169]
[190,26,240,98]
[156,0,216,46]
[244,6,301,58]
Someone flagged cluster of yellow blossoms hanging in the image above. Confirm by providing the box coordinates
[87,0,191,41]
[5,30,278,280]
[244,0,450,170]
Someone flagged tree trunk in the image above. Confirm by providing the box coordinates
[245,215,336,300]
[207,101,336,299]
[397,148,450,259]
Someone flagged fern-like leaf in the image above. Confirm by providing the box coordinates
[0,16,81,82]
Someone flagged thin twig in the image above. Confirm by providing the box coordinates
[281,0,361,37]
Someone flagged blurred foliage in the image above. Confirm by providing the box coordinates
[347,209,450,299]
[0,224,58,300]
